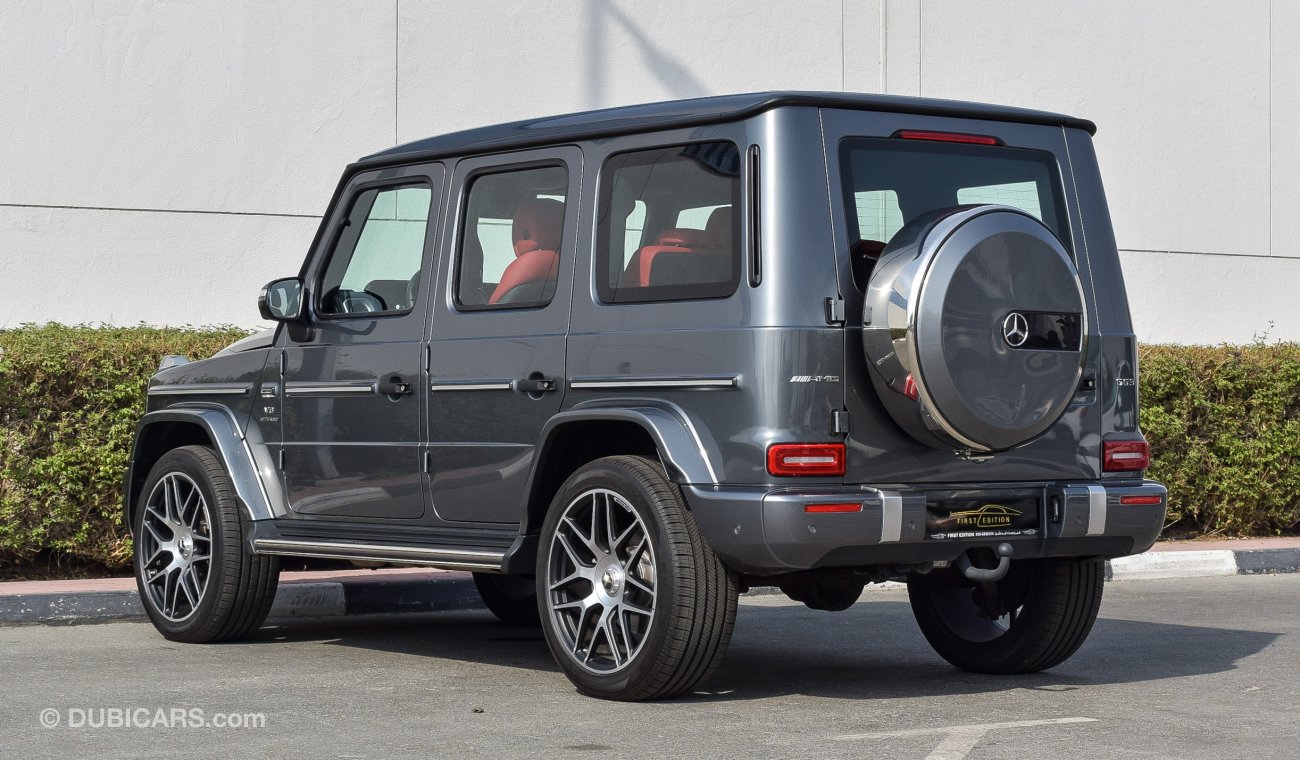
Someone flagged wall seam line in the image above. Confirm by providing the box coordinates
[0,203,318,220]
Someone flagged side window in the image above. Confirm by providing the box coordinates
[596,142,741,303]
[455,164,568,309]
[319,184,432,316]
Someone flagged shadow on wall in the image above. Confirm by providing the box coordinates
[586,0,708,107]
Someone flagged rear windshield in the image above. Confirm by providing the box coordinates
[840,138,1069,289]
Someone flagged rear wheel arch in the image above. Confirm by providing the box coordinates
[522,418,660,537]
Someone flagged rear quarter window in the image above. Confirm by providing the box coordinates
[596,142,741,304]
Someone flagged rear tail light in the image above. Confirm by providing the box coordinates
[767,443,846,477]
[895,129,1002,146]
[804,502,862,513]
[1103,439,1150,472]
[1120,494,1162,505]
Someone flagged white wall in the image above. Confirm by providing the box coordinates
[1,0,1295,343]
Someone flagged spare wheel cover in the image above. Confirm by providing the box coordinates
[868,206,1086,451]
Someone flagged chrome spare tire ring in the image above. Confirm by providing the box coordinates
[138,472,213,623]
[545,488,657,675]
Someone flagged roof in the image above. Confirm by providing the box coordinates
[359,91,1095,167]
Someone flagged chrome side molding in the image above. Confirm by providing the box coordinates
[147,382,253,397]
[429,379,515,392]
[284,381,377,397]
[569,375,740,391]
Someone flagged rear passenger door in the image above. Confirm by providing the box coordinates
[426,148,580,524]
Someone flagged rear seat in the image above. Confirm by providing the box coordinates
[645,207,733,286]
[622,209,734,288]
[621,228,703,288]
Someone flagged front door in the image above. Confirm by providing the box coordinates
[426,148,579,524]
[280,164,444,519]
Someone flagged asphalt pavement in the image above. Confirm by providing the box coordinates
[2,574,1297,759]
[5,536,1297,626]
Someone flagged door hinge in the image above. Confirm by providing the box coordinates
[423,450,432,474]
[277,449,286,470]
[423,344,431,374]
[832,409,850,435]
[278,349,287,376]
[824,297,846,325]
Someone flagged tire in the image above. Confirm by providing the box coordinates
[472,572,541,626]
[907,557,1103,674]
[133,445,280,643]
[537,455,738,701]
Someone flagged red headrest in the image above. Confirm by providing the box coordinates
[512,197,565,257]
[655,227,705,246]
[703,206,732,249]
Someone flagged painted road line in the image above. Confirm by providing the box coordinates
[836,717,1099,760]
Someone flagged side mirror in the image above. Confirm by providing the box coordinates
[258,277,304,322]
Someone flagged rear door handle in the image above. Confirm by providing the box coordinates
[377,378,414,396]
[514,377,558,393]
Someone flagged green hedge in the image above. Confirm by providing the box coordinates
[0,325,1297,575]
[0,324,250,574]
[1139,343,1300,537]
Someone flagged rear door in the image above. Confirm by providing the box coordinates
[425,148,580,524]
[821,109,1101,484]
[280,164,443,519]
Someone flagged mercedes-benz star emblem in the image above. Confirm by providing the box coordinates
[1002,312,1030,347]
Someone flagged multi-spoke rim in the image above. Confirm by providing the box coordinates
[546,488,656,674]
[138,472,213,623]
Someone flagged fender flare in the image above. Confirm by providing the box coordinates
[516,401,722,535]
[124,404,285,532]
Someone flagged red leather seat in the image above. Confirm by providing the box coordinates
[621,223,724,288]
[654,228,705,247]
[489,197,564,305]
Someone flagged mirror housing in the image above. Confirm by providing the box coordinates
[258,277,304,322]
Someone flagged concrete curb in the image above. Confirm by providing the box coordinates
[2,544,1297,627]
[1105,546,1300,581]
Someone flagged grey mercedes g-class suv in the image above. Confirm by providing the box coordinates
[126,92,1165,701]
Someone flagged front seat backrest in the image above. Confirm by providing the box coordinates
[489,197,565,305]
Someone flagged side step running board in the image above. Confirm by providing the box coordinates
[251,538,505,571]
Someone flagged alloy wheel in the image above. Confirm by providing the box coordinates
[545,488,656,674]
[138,472,213,622]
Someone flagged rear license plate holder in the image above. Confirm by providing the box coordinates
[925,490,1041,540]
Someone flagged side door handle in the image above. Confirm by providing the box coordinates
[377,378,414,396]
[514,377,558,393]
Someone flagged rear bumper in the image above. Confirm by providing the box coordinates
[683,479,1167,575]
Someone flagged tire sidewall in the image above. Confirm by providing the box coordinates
[133,446,236,639]
[536,459,681,697]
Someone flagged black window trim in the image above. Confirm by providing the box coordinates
[312,177,435,321]
[594,139,744,306]
[451,158,571,313]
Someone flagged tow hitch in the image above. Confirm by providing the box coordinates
[955,542,1015,583]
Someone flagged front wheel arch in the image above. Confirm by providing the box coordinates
[126,420,214,535]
